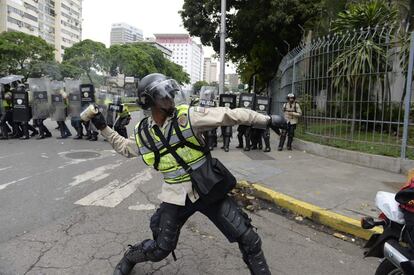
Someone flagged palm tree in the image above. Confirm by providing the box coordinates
[329,0,398,135]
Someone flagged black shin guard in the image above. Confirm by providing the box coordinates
[238,228,271,275]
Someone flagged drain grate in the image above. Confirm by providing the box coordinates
[64,151,101,160]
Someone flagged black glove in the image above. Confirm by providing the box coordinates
[91,111,107,130]
[268,115,287,132]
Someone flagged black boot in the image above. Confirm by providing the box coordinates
[244,250,271,275]
[113,243,147,275]
[278,135,286,151]
[287,137,293,151]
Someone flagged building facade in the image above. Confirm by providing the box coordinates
[203,57,218,84]
[0,0,82,61]
[141,39,172,59]
[110,23,143,45]
[154,33,203,84]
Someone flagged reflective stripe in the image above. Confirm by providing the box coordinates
[139,128,194,155]
[162,157,206,179]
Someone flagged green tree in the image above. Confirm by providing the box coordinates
[109,43,190,84]
[63,39,109,84]
[180,0,322,91]
[192,80,209,94]
[0,31,54,78]
[330,0,399,135]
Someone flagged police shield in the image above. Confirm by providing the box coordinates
[96,91,112,120]
[65,79,82,119]
[175,89,189,106]
[80,84,95,109]
[28,78,50,120]
[199,86,217,107]
[107,95,123,127]
[49,80,66,121]
[12,86,31,122]
[254,96,271,115]
[239,93,256,110]
[219,94,237,109]
[253,96,271,129]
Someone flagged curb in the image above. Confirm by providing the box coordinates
[237,181,382,240]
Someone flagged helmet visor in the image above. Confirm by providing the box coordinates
[149,79,181,102]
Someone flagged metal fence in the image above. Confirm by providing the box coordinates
[271,25,414,159]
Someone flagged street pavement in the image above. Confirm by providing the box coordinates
[0,112,379,274]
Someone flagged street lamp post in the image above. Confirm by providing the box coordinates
[219,0,226,94]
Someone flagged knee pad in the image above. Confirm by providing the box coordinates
[239,228,262,256]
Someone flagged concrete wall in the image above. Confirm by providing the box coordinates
[293,138,414,174]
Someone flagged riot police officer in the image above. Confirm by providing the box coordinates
[0,86,13,140]
[86,73,286,275]
[237,93,256,151]
[279,93,302,151]
[252,95,272,152]
[219,93,237,152]
[198,86,218,150]
[113,104,131,138]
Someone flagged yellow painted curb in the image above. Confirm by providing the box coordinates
[237,181,382,240]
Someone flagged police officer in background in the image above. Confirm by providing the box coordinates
[278,93,302,151]
[87,73,286,275]
[0,86,13,140]
[113,104,131,138]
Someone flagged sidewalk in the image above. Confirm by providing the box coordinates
[213,141,406,233]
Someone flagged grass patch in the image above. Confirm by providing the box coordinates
[297,123,414,159]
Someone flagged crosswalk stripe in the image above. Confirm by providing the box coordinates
[74,169,153,208]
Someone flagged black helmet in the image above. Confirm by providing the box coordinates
[137,73,181,110]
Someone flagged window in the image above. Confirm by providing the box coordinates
[24,12,38,22]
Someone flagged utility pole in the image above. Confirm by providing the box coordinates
[219,0,226,94]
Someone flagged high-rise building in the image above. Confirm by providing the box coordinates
[154,33,203,84]
[0,0,83,61]
[203,57,218,84]
[110,23,143,45]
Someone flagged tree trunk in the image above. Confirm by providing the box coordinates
[86,71,93,84]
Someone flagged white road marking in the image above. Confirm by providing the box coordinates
[0,176,31,191]
[128,203,156,211]
[0,166,12,172]
[75,169,152,208]
[0,153,23,159]
[68,163,122,187]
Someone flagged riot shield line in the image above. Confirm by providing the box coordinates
[28,78,50,120]
[49,81,66,121]
[12,86,31,123]
[65,79,82,119]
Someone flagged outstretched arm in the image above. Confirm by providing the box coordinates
[90,110,139,158]
[189,106,270,129]
[100,127,139,158]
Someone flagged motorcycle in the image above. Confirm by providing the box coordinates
[361,191,414,275]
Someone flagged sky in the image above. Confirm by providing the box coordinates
[81,0,216,57]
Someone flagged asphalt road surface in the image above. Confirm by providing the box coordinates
[0,112,377,274]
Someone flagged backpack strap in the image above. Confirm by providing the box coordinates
[140,119,161,171]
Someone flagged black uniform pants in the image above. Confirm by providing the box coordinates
[0,110,13,137]
[133,195,269,274]
[57,121,72,137]
[34,119,51,137]
[237,125,251,149]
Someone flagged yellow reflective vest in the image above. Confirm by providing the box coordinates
[134,105,206,184]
